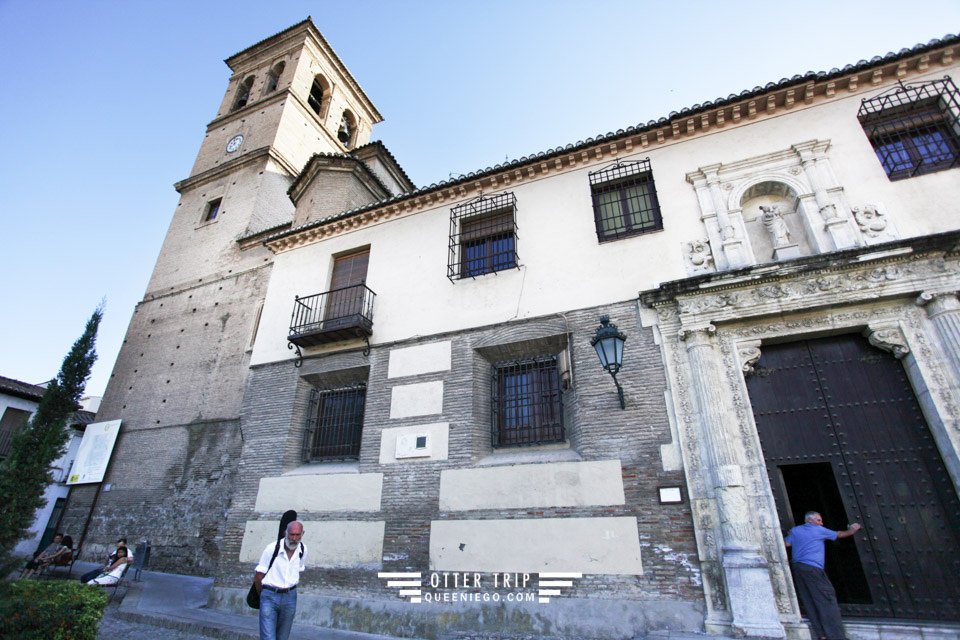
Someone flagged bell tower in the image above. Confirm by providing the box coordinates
[65,19,385,573]
[149,18,384,291]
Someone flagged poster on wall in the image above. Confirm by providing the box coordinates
[66,419,121,485]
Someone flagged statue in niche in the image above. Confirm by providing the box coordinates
[759,205,791,247]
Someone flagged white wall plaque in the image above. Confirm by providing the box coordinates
[66,419,121,485]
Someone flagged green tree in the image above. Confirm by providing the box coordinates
[0,307,102,571]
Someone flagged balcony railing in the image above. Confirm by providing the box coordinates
[288,284,375,348]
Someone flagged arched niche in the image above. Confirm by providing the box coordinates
[739,180,812,263]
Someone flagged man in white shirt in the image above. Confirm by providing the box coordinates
[254,521,306,640]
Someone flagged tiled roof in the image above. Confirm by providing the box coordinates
[286,152,393,202]
[0,375,45,401]
[225,18,383,122]
[71,410,97,426]
[350,140,417,191]
[239,141,416,243]
[264,33,958,245]
[224,18,313,63]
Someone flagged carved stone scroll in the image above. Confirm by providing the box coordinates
[864,322,910,359]
[738,340,762,375]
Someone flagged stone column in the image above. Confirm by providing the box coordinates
[917,291,960,387]
[706,174,750,269]
[797,148,858,250]
[681,325,785,638]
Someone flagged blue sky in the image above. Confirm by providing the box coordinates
[1,0,958,398]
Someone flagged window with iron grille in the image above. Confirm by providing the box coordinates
[858,77,960,180]
[589,159,663,242]
[448,193,518,280]
[302,384,366,461]
[0,407,31,460]
[491,356,563,447]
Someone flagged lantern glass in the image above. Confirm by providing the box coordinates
[595,335,624,374]
[590,315,627,409]
[593,338,611,369]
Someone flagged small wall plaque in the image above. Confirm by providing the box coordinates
[658,486,683,504]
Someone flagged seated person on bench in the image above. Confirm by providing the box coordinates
[21,533,71,578]
[80,537,132,583]
[86,547,128,586]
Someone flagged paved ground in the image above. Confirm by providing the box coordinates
[27,561,959,640]
[99,614,210,640]
[48,560,726,640]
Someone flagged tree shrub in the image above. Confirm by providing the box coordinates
[0,580,108,640]
[0,307,102,566]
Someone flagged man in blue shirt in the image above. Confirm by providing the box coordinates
[785,511,862,640]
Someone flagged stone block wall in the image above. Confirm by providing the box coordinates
[216,298,702,637]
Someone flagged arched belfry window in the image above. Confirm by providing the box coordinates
[264,61,285,95]
[308,75,329,116]
[338,110,357,148]
[232,76,255,111]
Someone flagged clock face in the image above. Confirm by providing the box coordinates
[226,134,244,153]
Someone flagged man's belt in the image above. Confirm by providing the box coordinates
[262,584,297,594]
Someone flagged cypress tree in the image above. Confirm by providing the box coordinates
[0,306,102,570]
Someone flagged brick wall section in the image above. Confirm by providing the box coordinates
[76,419,243,573]
[219,298,701,605]
[65,265,271,573]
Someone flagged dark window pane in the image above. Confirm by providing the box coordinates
[0,407,31,459]
[204,199,221,222]
[492,357,563,447]
[460,215,516,277]
[914,130,954,165]
[589,160,662,242]
[306,385,366,460]
[876,140,913,173]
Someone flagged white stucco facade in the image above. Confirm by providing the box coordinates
[250,64,960,372]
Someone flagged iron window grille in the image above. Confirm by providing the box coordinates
[448,192,518,281]
[588,159,663,242]
[858,76,960,180]
[302,384,366,461]
[491,356,564,447]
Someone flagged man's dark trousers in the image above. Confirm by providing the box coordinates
[79,568,101,583]
[791,561,846,639]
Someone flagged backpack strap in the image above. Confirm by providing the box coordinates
[299,542,304,559]
[266,539,282,573]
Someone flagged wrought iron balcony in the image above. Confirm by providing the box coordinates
[288,284,375,348]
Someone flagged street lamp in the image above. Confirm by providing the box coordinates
[590,315,626,409]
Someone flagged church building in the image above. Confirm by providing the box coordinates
[68,19,960,639]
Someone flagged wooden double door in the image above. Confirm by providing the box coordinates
[746,334,960,621]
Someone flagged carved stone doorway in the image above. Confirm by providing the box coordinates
[746,334,960,621]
